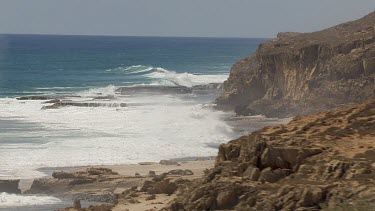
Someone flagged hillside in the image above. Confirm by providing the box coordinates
[217,11,375,117]
[170,98,375,210]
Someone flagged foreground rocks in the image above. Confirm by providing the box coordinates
[25,167,121,195]
[0,179,21,194]
[170,98,375,210]
[217,10,375,117]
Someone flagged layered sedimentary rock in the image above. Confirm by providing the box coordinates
[170,98,375,210]
[217,11,375,117]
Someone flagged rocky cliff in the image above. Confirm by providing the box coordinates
[217,11,375,117]
[170,98,375,210]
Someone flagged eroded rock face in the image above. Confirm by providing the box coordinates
[217,11,375,117]
[0,179,21,194]
[170,99,375,210]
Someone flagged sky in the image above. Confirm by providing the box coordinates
[1,0,375,38]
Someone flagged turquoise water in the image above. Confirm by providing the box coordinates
[0,34,265,97]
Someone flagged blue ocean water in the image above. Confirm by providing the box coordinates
[0,34,265,97]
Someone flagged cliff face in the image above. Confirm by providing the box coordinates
[217,11,375,117]
[171,98,375,210]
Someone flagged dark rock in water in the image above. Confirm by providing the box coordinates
[217,11,375,117]
[41,101,126,109]
[167,169,194,176]
[93,95,115,100]
[17,96,53,100]
[43,99,61,104]
[159,160,179,165]
[116,86,192,95]
[0,179,21,194]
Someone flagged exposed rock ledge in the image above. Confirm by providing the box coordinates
[0,179,21,194]
[217,11,375,117]
[170,98,375,210]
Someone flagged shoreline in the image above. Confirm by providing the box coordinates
[14,159,215,211]
[16,114,290,190]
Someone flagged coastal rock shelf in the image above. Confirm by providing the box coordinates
[217,11,375,117]
[115,83,223,95]
[0,179,21,194]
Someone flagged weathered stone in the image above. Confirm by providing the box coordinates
[258,167,292,183]
[148,171,156,177]
[0,179,21,194]
[86,167,118,175]
[216,190,238,209]
[167,169,194,176]
[243,166,260,181]
[159,160,179,165]
[52,171,75,179]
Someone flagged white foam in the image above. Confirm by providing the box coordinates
[77,85,117,98]
[105,65,228,87]
[0,92,233,179]
[145,67,228,87]
[0,193,61,208]
[105,65,154,74]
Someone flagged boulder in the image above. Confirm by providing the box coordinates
[159,160,179,165]
[167,169,194,176]
[52,171,75,179]
[243,166,260,181]
[258,168,292,183]
[0,179,21,194]
[216,190,238,209]
[141,179,177,195]
[148,171,156,177]
[86,167,118,176]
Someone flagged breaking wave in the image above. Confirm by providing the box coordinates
[0,193,62,208]
[105,65,228,87]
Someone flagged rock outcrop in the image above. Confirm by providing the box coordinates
[217,11,375,117]
[170,98,375,210]
[0,179,21,194]
[25,167,119,194]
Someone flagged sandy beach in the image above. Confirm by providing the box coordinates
[17,158,215,210]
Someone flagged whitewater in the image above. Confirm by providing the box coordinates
[0,66,233,179]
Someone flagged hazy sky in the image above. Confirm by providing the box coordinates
[1,0,375,38]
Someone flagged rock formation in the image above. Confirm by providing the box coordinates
[0,179,21,194]
[217,11,375,117]
[170,98,375,210]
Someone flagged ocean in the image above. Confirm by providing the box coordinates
[0,34,264,208]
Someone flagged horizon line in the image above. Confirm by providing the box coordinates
[0,33,273,40]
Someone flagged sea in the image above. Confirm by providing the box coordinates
[0,34,265,209]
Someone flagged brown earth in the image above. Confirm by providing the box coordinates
[169,98,375,210]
